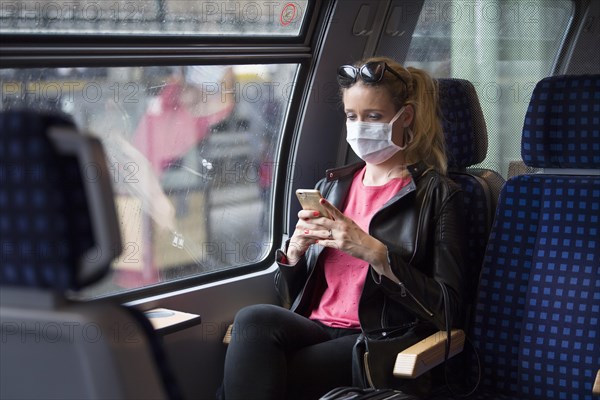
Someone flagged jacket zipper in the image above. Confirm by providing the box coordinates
[381,283,434,329]
[399,281,434,317]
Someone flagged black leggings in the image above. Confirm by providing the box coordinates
[222,304,361,400]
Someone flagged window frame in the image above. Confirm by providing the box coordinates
[0,0,328,302]
[0,1,316,43]
[0,0,321,68]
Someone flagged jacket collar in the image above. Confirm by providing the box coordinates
[325,160,429,182]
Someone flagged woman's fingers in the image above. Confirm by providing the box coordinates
[298,209,319,219]
[318,198,344,221]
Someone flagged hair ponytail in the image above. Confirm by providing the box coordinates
[404,66,447,175]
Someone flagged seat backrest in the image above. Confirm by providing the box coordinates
[437,78,505,318]
[471,74,600,399]
[0,110,178,400]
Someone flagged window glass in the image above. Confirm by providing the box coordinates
[0,0,309,36]
[0,63,298,296]
[406,0,573,177]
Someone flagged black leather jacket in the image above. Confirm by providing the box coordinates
[275,161,467,334]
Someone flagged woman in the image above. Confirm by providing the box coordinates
[221,57,467,399]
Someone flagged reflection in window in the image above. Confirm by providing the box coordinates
[406,0,573,177]
[0,64,298,296]
[0,0,309,36]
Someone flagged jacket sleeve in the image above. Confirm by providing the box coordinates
[274,177,329,309]
[274,245,309,309]
[375,184,467,330]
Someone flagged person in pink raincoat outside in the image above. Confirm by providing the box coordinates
[134,65,236,176]
[123,66,235,287]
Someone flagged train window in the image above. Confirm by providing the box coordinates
[406,0,574,177]
[0,0,309,36]
[0,63,298,296]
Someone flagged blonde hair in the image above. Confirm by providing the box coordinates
[342,56,448,175]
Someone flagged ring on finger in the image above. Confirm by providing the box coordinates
[328,229,333,240]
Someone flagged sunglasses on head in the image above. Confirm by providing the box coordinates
[337,61,408,88]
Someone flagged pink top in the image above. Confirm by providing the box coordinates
[309,166,411,329]
[133,82,234,175]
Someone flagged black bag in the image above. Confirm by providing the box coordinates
[351,322,436,397]
[326,282,481,400]
[319,386,418,400]
[352,281,455,398]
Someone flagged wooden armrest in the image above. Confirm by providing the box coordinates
[223,323,233,344]
[593,369,599,395]
[393,329,465,378]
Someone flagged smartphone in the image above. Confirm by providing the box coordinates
[295,189,330,218]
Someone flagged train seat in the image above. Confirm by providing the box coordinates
[437,78,505,321]
[0,111,180,400]
[467,74,600,399]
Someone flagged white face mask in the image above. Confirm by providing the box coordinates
[346,107,406,165]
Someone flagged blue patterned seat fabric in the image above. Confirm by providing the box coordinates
[470,74,600,400]
[0,111,99,290]
[438,78,488,171]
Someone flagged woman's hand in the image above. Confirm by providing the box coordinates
[288,199,399,283]
[286,207,328,264]
[316,198,390,271]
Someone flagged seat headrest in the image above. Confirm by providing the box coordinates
[0,110,122,291]
[522,74,600,169]
[437,78,488,169]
